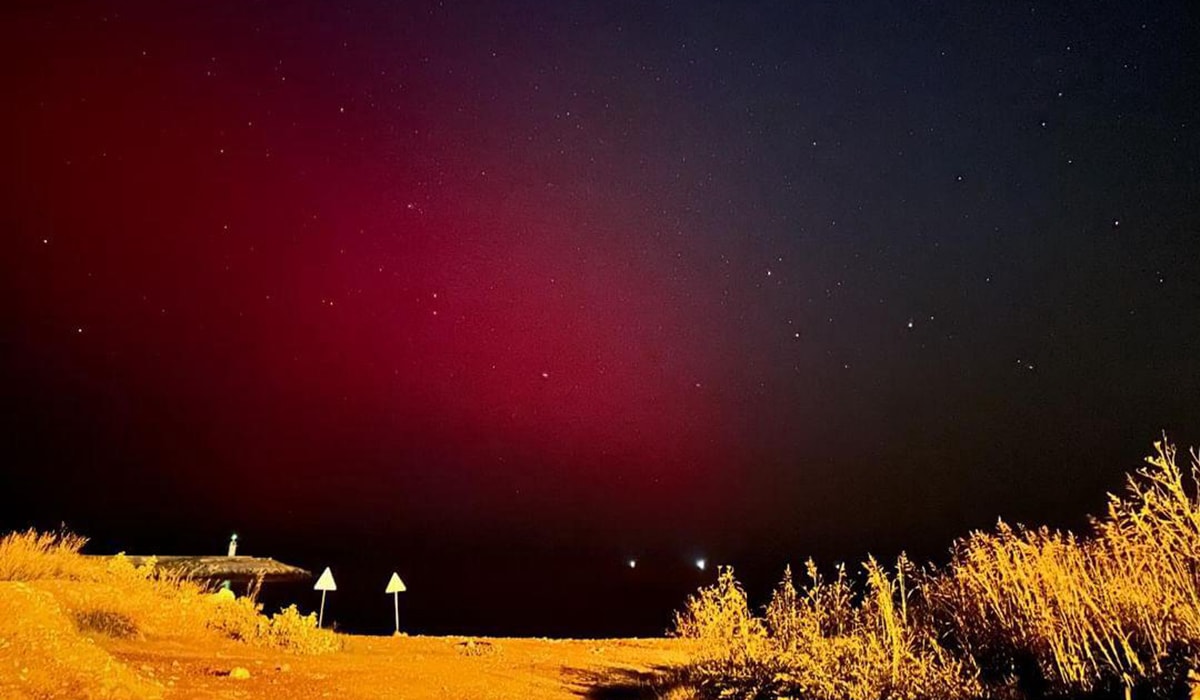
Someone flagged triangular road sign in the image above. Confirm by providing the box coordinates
[385,572,407,593]
[314,566,337,591]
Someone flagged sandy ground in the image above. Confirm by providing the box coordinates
[101,634,696,700]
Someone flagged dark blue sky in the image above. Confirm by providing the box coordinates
[3,0,1198,635]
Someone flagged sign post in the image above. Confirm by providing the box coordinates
[314,567,337,628]
[385,572,407,634]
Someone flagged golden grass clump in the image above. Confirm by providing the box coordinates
[0,529,95,582]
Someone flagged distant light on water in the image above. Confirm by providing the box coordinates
[627,558,637,569]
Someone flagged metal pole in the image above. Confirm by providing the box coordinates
[319,589,327,628]
[393,592,399,634]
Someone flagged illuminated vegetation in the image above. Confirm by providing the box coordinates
[0,529,339,698]
[3,440,1197,699]
[674,440,1200,699]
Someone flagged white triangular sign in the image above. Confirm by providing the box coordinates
[314,566,337,591]
[385,572,406,593]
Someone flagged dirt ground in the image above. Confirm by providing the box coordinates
[101,634,696,700]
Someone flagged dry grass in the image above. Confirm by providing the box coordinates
[0,528,341,699]
[675,562,979,700]
[0,529,94,581]
[934,440,1200,696]
[674,439,1200,699]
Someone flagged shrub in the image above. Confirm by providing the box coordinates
[205,595,341,654]
[262,604,343,654]
[674,439,1200,700]
[932,439,1200,697]
[72,609,140,639]
[676,560,979,700]
[673,567,766,657]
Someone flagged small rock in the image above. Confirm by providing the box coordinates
[229,667,251,680]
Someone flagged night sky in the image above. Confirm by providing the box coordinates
[3,1,1198,637]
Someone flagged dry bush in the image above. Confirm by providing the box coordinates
[677,561,979,700]
[765,561,856,649]
[933,439,1200,697]
[72,609,140,639]
[673,567,767,660]
[207,597,342,654]
[675,439,1200,700]
[262,604,342,653]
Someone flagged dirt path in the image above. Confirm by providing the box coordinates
[103,635,695,699]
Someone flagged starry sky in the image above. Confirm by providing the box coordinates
[3,1,1199,636]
